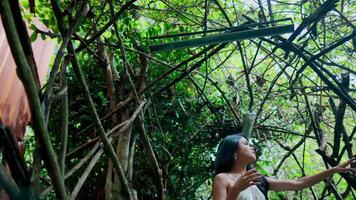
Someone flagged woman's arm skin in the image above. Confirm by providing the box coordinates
[212,174,228,200]
[213,169,262,200]
[267,157,356,191]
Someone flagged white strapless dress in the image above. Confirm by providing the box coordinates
[236,185,266,200]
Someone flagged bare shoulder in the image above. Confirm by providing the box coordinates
[213,173,231,188]
[212,173,230,199]
[213,173,230,195]
[213,173,229,185]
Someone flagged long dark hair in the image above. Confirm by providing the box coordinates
[214,134,270,199]
[214,134,247,174]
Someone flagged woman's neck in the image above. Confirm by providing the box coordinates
[230,162,248,174]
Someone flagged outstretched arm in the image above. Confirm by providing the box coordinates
[267,157,356,191]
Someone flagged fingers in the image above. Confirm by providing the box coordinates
[243,172,259,180]
[244,169,260,178]
[247,173,262,182]
[245,169,257,175]
[344,167,356,173]
[234,169,263,191]
[243,169,262,183]
[335,167,356,174]
[346,157,356,164]
[351,157,356,163]
[248,181,261,187]
[339,157,356,168]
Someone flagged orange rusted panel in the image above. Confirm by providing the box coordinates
[0,18,56,140]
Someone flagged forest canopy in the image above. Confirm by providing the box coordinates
[0,0,355,199]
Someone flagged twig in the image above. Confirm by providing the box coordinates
[70,148,105,199]
[331,74,349,159]
[41,143,101,197]
[59,59,69,178]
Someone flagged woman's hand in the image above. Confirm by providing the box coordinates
[332,156,356,174]
[266,156,356,192]
[214,170,262,200]
[232,169,262,193]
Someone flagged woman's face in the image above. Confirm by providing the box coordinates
[235,137,256,164]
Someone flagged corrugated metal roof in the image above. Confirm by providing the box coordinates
[0,18,56,140]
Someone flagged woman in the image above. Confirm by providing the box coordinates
[212,134,356,200]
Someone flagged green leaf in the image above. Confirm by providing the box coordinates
[30,32,38,42]
[41,33,46,40]
[29,24,36,30]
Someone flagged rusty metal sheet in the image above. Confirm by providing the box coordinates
[0,19,56,140]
